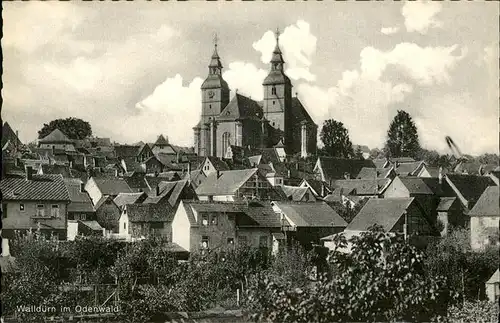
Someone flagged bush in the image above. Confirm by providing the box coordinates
[246,226,456,322]
[446,301,499,323]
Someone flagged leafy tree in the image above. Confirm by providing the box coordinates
[384,110,421,158]
[320,119,354,158]
[354,146,364,159]
[38,117,92,140]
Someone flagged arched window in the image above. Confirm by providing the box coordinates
[271,86,276,95]
[222,132,231,156]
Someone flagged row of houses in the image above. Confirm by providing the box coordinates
[1,123,499,257]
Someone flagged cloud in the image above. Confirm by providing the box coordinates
[116,74,204,146]
[380,27,399,35]
[402,1,443,34]
[222,62,267,100]
[252,20,317,82]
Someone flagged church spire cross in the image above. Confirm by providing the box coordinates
[213,33,219,48]
[275,27,280,44]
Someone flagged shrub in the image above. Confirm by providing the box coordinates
[446,301,499,323]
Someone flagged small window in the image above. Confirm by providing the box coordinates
[202,214,209,226]
[227,238,234,245]
[201,236,210,249]
[209,104,212,109]
[19,204,25,211]
[272,122,275,126]
[123,222,126,230]
[211,215,218,225]
[36,204,45,217]
[51,204,60,218]
[81,214,86,221]
[272,100,275,105]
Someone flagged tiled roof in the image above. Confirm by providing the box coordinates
[331,179,390,195]
[144,180,194,207]
[468,186,499,217]
[217,94,263,121]
[127,203,174,222]
[446,174,496,208]
[64,178,94,212]
[318,157,376,181]
[303,179,332,196]
[263,70,291,86]
[372,159,389,169]
[114,145,140,158]
[274,201,347,228]
[207,156,230,171]
[437,197,458,212]
[156,171,182,181]
[113,192,146,207]
[39,129,73,143]
[1,174,70,201]
[356,167,393,179]
[186,201,281,228]
[248,155,262,167]
[290,98,315,126]
[2,122,22,148]
[281,185,311,201]
[41,164,71,177]
[419,166,448,178]
[346,198,414,231]
[154,134,169,146]
[92,177,133,196]
[184,170,207,189]
[79,220,103,231]
[123,173,150,191]
[195,168,258,196]
[394,161,425,176]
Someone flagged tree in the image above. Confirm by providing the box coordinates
[384,110,421,158]
[320,119,354,158]
[38,117,92,140]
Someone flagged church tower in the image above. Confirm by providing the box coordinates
[262,29,292,153]
[196,35,230,156]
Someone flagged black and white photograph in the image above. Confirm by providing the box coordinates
[1,1,499,322]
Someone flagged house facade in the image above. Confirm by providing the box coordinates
[1,172,70,240]
[469,186,499,250]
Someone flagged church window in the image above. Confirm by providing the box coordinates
[272,122,275,126]
[273,101,275,105]
[222,132,231,157]
[271,87,276,95]
[209,104,212,109]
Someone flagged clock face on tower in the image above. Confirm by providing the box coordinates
[208,91,215,99]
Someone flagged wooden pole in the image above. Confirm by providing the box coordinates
[237,288,240,307]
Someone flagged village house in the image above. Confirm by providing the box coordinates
[356,166,396,180]
[195,168,286,202]
[444,174,497,210]
[85,177,133,205]
[1,170,70,241]
[271,201,347,246]
[322,197,439,252]
[38,129,76,152]
[200,156,230,177]
[485,269,500,303]
[64,178,101,240]
[119,203,174,241]
[94,195,121,235]
[172,200,283,254]
[393,161,426,177]
[151,134,176,155]
[468,186,499,251]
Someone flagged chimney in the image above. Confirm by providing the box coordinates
[438,166,443,185]
[26,166,33,180]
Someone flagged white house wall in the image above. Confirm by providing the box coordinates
[171,201,192,252]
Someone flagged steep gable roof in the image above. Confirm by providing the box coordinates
[92,177,133,195]
[195,168,258,196]
[217,94,263,121]
[39,129,73,144]
[356,167,393,179]
[468,186,499,217]
[2,122,22,148]
[206,156,230,171]
[273,201,347,227]
[154,134,169,147]
[1,174,70,201]
[113,192,146,208]
[346,198,414,232]
[114,145,140,158]
[445,174,496,208]
[331,178,391,195]
[282,185,312,201]
[64,178,94,212]
[394,161,425,176]
[290,98,315,125]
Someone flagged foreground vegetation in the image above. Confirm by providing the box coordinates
[2,227,498,322]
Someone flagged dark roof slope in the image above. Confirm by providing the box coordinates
[217,94,263,121]
[127,203,174,222]
[207,156,230,171]
[318,157,376,181]
[64,178,94,212]
[41,164,71,178]
[290,98,315,125]
[1,174,70,201]
[2,122,22,148]
[39,129,73,144]
[331,179,390,195]
[114,145,140,158]
[446,174,496,207]
[468,186,499,217]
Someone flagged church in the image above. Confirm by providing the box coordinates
[193,31,317,159]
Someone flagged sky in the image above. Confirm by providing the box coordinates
[2,1,499,155]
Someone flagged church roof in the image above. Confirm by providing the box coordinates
[209,46,223,68]
[263,70,291,85]
[39,129,73,144]
[217,94,263,121]
[290,97,315,125]
[201,74,230,90]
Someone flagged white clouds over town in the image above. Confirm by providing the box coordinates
[2,1,498,154]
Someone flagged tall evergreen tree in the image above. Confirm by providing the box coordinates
[320,119,354,158]
[384,110,421,158]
